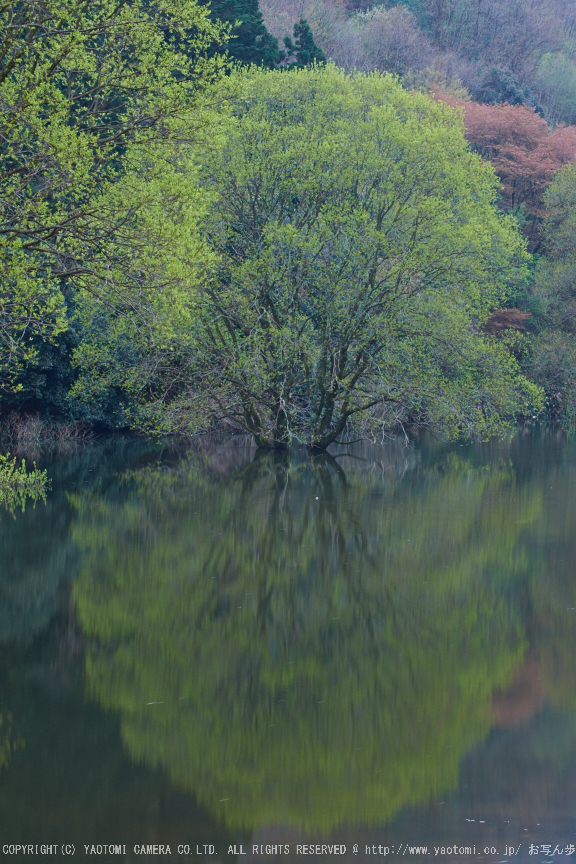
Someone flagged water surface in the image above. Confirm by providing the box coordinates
[1,432,576,862]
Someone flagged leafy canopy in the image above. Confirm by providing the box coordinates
[0,0,230,393]
[435,95,576,223]
[76,66,539,447]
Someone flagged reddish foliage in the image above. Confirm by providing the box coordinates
[436,93,576,218]
[483,308,531,334]
[492,653,545,727]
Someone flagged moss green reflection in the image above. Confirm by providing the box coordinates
[0,713,22,773]
[72,448,537,831]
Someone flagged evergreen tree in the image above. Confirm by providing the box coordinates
[203,0,282,68]
[473,68,543,115]
[283,19,327,69]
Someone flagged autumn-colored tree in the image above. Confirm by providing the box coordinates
[435,95,576,240]
[483,308,531,336]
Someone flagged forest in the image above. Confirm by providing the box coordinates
[3,0,576,465]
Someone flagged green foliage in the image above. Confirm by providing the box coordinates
[540,162,576,263]
[528,163,576,425]
[534,52,576,126]
[283,19,327,68]
[0,244,68,395]
[1,2,553,438]
[0,455,48,515]
[69,142,219,424]
[0,0,231,396]
[80,65,538,448]
[72,449,532,830]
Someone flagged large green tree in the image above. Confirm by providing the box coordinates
[75,66,539,447]
[0,0,230,395]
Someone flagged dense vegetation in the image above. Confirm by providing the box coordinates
[71,66,538,446]
[4,0,576,447]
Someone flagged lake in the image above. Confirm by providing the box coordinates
[1,430,576,863]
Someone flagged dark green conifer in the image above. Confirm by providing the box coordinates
[203,0,282,68]
[283,19,327,69]
[473,68,543,115]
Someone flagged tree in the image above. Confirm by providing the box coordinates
[346,5,433,76]
[75,66,539,448]
[417,0,560,77]
[528,163,576,425]
[201,0,283,67]
[472,67,542,113]
[534,52,576,126]
[435,95,576,229]
[259,0,347,66]
[283,18,327,68]
[0,0,230,395]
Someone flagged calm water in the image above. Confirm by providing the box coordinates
[1,431,576,863]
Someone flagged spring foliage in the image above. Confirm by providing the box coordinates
[436,96,576,222]
[0,0,230,393]
[74,66,539,447]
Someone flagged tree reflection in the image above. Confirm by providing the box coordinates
[72,447,538,831]
[524,456,576,711]
[0,713,22,773]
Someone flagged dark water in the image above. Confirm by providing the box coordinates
[1,431,576,864]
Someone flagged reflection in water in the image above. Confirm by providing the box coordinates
[492,652,546,727]
[0,713,21,773]
[72,445,539,831]
[0,456,47,516]
[0,437,154,647]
